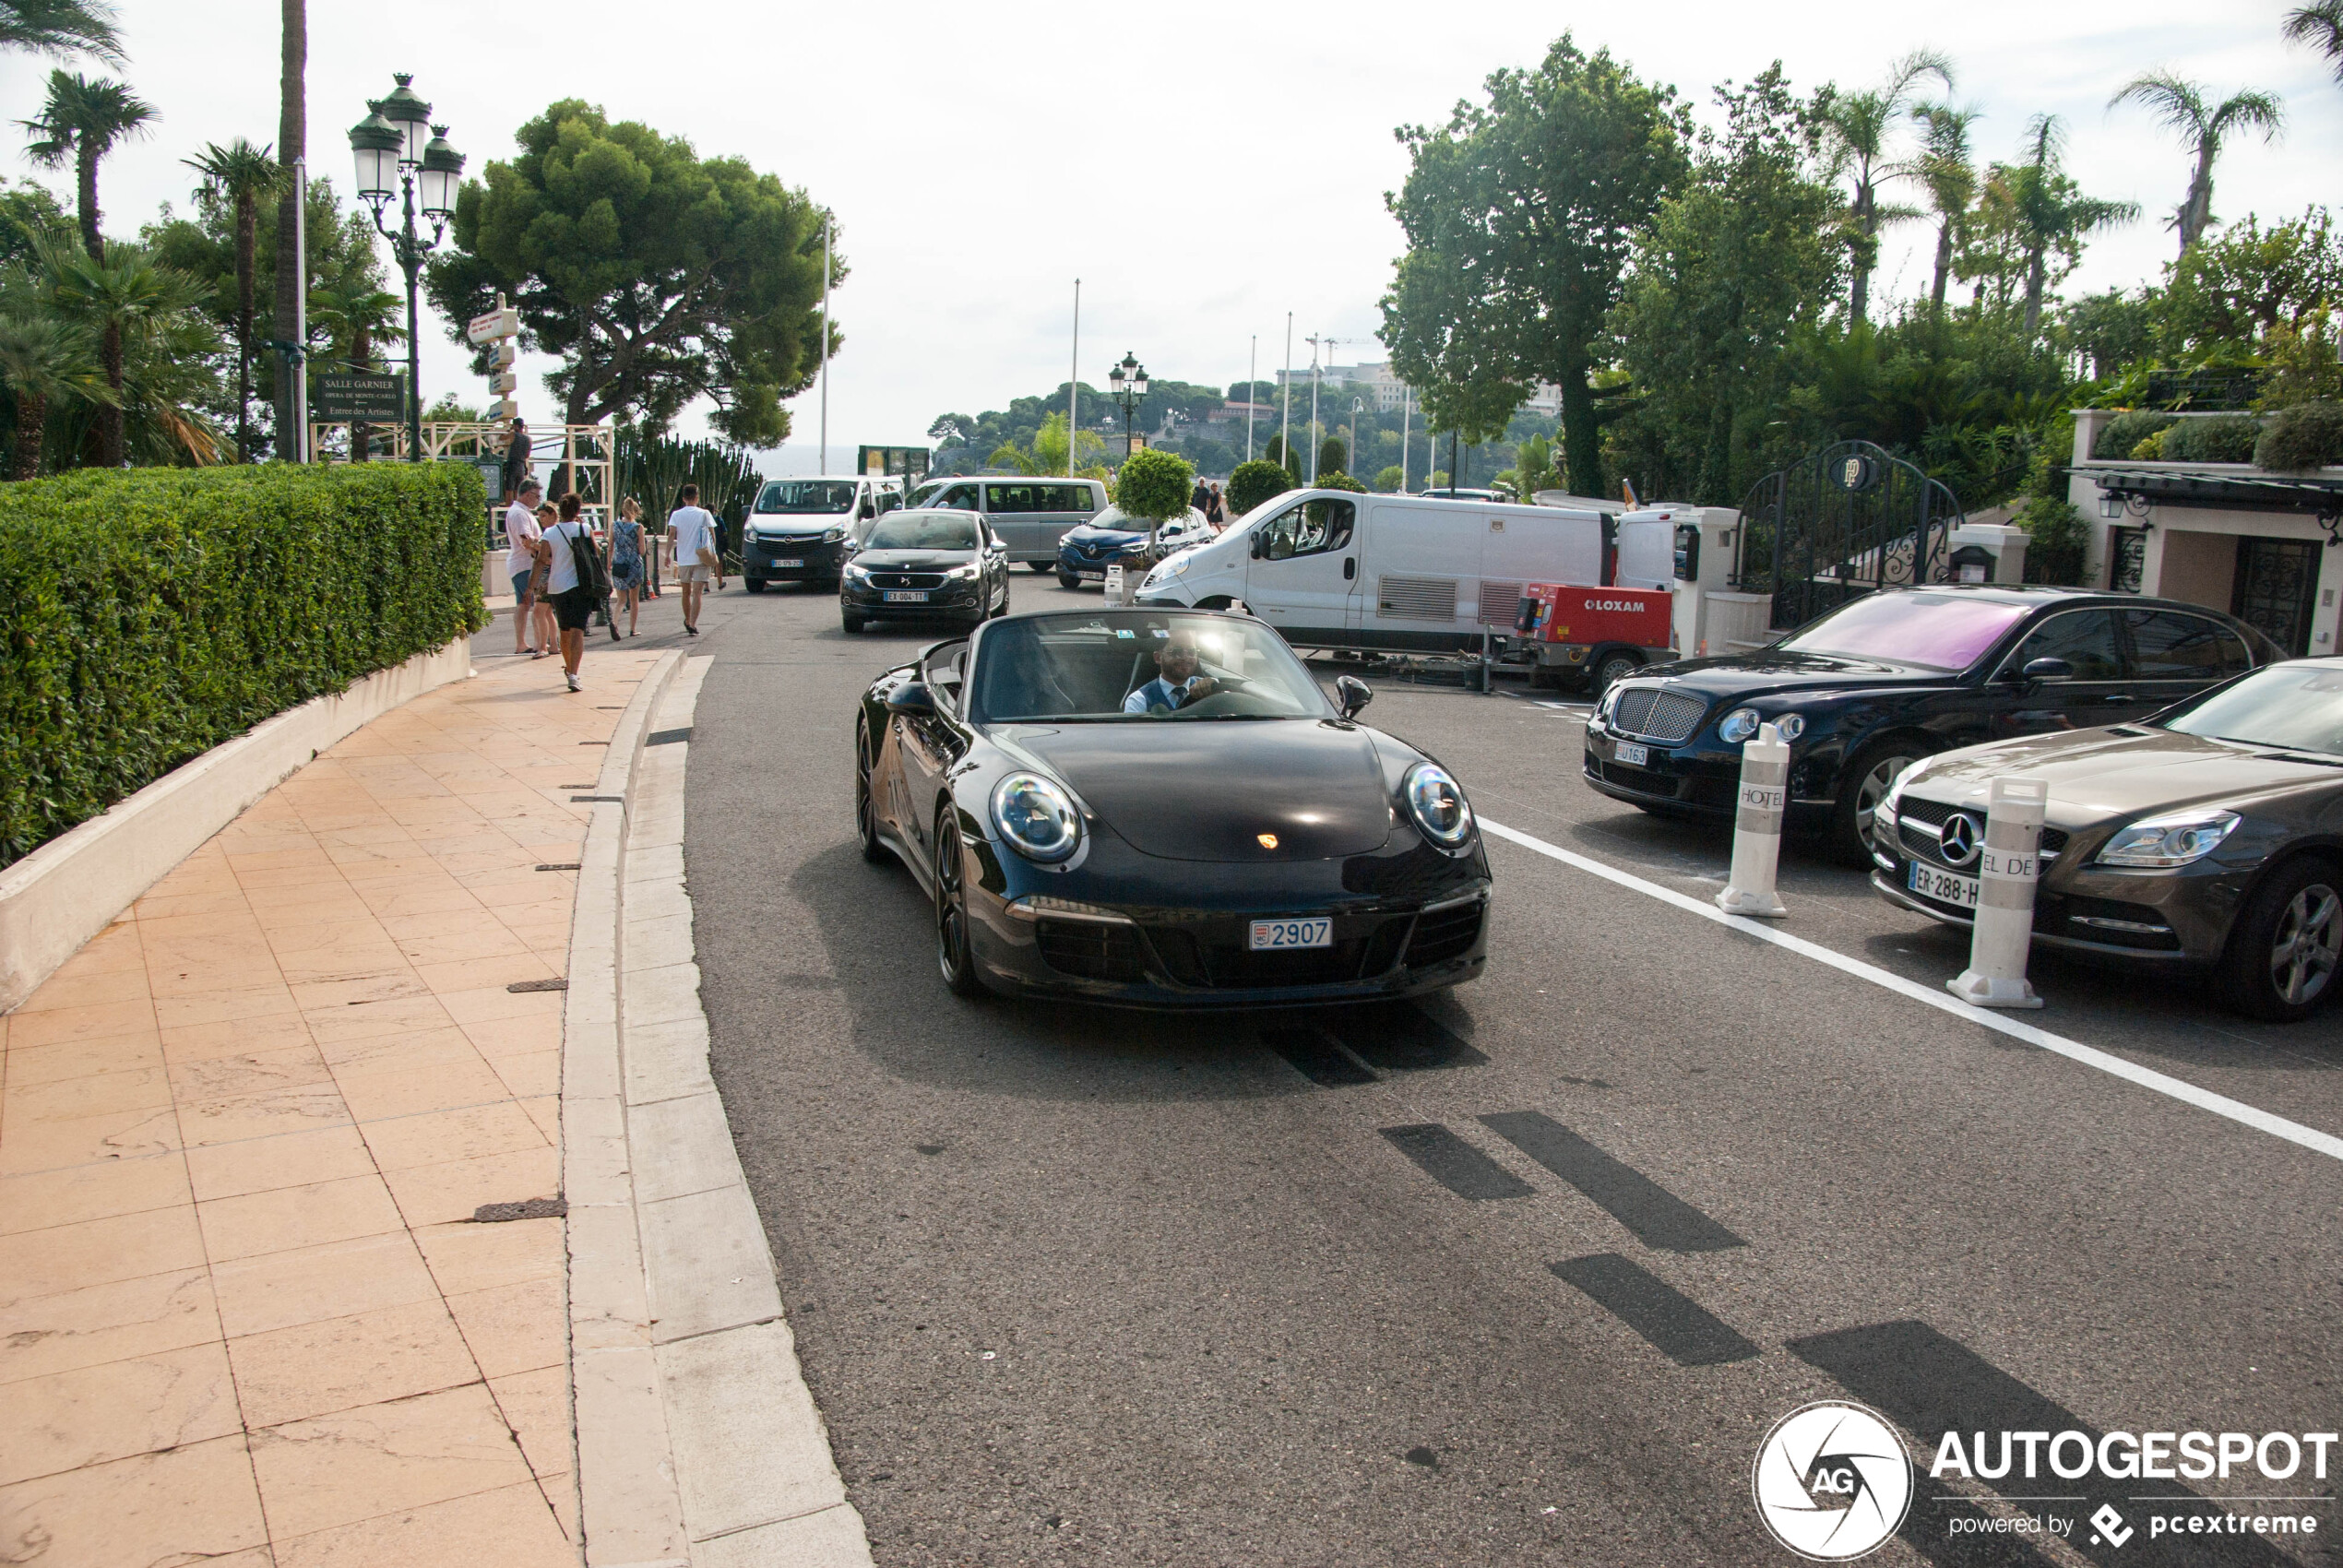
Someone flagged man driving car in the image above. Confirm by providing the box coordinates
[1124,636,1221,714]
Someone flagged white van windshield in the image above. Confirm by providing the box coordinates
[754,481,857,515]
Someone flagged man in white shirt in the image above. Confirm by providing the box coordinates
[1123,636,1222,713]
[503,479,544,654]
[667,483,722,637]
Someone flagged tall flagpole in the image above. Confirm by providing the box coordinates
[1399,383,1411,493]
[1244,335,1255,462]
[1279,314,1292,474]
[1068,279,1080,475]
[1307,333,1321,484]
[817,214,832,473]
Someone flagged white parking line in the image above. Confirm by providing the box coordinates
[1481,817,2343,1166]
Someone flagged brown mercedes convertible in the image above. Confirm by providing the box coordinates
[1871,658,2343,1021]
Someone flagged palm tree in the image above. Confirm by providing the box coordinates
[18,70,154,259]
[1816,49,1955,324]
[1908,101,1980,318]
[2285,0,2343,84]
[0,310,109,478]
[2005,116,2137,341]
[0,0,122,63]
[272,0,305,454]
[306,268,400,461]
[184,139,285,461]
[2108,73,2285,255]
[39,239,198,466]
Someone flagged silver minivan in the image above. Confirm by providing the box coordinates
[908,476,1109,569]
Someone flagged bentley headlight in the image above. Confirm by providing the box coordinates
[1403,763,1474,849]
[1774,712,1805,741]
[992,773,1082,862]
[2095,810,2240,868]
[1719,707,1762,743]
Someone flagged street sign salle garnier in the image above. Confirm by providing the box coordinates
[313,372,405,423]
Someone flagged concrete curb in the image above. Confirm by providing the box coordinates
[564,653,874,1568]
[0,635,474,1013]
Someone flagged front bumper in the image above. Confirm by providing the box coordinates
[960,838,1493,1008]
[744,536,847,580]
[1582,727,1837,833]
[1058,546,1148,580]
[843,577,985,617]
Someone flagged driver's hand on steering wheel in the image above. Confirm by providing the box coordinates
[1174,676,1219,707]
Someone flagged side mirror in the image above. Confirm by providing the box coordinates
[2020,657,2074,683]
[885,683,934,715]
[1335,674,1373,719]
[1249,532,1264,560]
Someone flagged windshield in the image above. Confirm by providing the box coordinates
[1774,593,2029,671]
[907,481,946,508]
[864,512,980,551]
[2164,664,2343,754]
[1080,505,1196,537]
[970,612,1333,723]
[754,480,857,515]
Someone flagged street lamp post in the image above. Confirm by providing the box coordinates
[349,74,462,463]
[1107,350,1148,461]
[1349,397,1362,481]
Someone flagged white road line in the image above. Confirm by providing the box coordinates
[1480,817,2343,1165]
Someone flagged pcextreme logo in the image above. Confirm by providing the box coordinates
[1753,1401,1915,1561]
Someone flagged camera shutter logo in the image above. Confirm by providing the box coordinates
[1752,1401,1913,1561]
[1937,813,1982,868]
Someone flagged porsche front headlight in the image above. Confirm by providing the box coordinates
[1403,763,1474,849]
[2095,810,2241,868]
[992,773,1082,862]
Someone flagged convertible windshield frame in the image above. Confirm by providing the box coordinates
[753,480,859,515]
[1773,592,2032,673]
[2159,663,2343,756]
[969,612,1337,726]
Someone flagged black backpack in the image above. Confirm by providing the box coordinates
[562,522,610,600]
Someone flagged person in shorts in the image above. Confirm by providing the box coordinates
[542,493,602,692]
[504,479,544,654]
[667,483,722,636]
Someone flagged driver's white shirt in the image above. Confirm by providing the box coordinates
[1124,674,1207,714]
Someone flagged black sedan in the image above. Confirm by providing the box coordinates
[853,607,1493,1005]
[1872,658,2343,1021]
[1583,586,2286,861]
[840,509,1011,634]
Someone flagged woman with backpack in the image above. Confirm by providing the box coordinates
[542,493,610,693]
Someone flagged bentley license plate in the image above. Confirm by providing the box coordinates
[884,590,927,602]
[1909,861,1980,909]
[1614,742,1649,766]
[1250,918,1331,951]
[774,557,803,568]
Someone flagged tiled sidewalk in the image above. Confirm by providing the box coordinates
[1,640,664,1565]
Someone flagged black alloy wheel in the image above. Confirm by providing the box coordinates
[934,802,983,997]
[1057,569,1080,589]
[2219,856,2342,1022]
[1834,739,1929,866]
[855,719,887,864]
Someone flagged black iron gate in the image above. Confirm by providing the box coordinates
[1737,440,1963,632]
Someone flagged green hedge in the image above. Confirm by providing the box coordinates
[2093,410,2176,459]
[1,463,488,867]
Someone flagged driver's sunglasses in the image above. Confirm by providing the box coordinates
[1163,645,1199,659]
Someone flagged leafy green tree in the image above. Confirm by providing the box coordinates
[426,100,833,442]
[1316,435,1346,478]
[2108,73,2285,255]
[2004,117,2137,340]
[2157,208,2343,353]
[1262,432,1302,482]
[1374,463,1404,492]
[0,309,108,476]
[1608,66,1841,503]
[1814,50,1952,324]
[0,0,122,64]
[305,264,401,460]
[18,70,154,258]
[1908,101,1979,317]
[184,139,286,460]
[1227,458,1292,515]
[2064,289,2159,379]
[1384,34,1689,496]
[0,177,72,269]
[1316,470,1367,494]
[2287,1,2343,83]
[1112,446,1195,522]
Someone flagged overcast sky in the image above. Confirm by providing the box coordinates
[4,0,2336,473]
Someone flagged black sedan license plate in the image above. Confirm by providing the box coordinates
[884,590,927,602]
[1250,918,1331,951]
[1909,861,1980,909]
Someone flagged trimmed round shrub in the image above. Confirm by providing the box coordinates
[2163,415,2262,464]
[1374,465,1405,492]
[1317,437,1348,479]
[2255,400,2343,471]
[1226,459,1294,517]
[1113,446,1196,522]
[2094,410,2176,459]
[1315,470,1369,494]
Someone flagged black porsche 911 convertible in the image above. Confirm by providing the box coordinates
[854,607,1493,1004]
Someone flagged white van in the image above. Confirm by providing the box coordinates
[1133,489,1678,654]
[740,475,904,592]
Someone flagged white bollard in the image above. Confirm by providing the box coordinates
[1946,776,2047,1009]
[1716,722,1790,919]
[1105,563,1127,604]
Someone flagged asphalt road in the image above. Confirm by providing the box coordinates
[553,574,2343,1567]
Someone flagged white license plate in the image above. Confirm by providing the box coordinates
[884,590,928,602]
[1909,861,1980,909]
[773,557,803,568]
[1249,918,1331,951]
[1614,742,1649,766]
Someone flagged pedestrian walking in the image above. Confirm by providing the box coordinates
[543,493,607,693]
[610,497,646,638]
[1190,478,1211,516]
[500,417,531,502]
[503,479,545,655]
[668,483,722,637]
[1206,481,1226,529]
[529,502,560,657]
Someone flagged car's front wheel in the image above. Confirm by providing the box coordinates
[856,719,887,865]
[1056,569,1080,590]
[1029,560,1053,574]
[2218,856,2341,1022]
[743,578,767,595]
[934,802,983,997]
[840,609,864,634]
[1834,740,1929,865]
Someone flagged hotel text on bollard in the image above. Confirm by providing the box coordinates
[1947,775,2048,1009]
[1716,721,1790,919]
